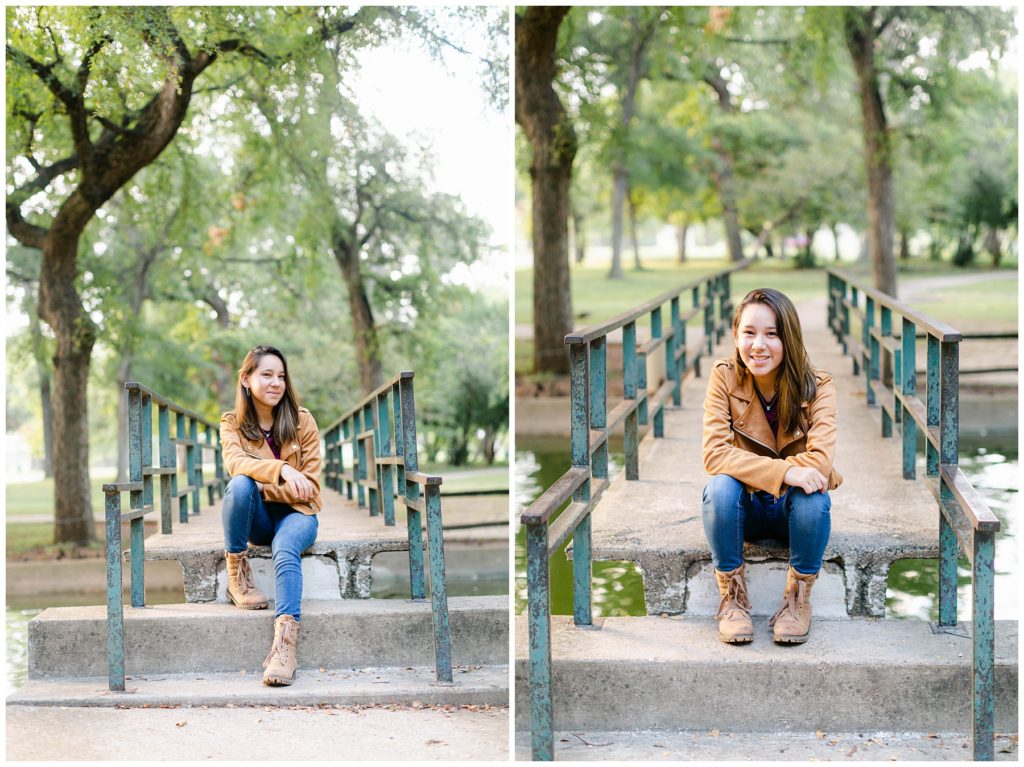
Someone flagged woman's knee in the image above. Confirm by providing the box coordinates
[272,514,318,560]
[787,488,831,522]
[225,475,258,498]
[702,474,744,513]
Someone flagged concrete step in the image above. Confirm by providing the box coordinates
[513,728,1020,761]
[514,615,1018,733]
[586,309,941,618]
[145,489,505,602]
[8,664,508,709]
[8,702,509,761]
[28,596,506,679]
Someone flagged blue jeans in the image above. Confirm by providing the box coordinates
[222,475,318,620]
[701,474,831,575]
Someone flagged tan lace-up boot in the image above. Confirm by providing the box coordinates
[263,615,299,686]
[225,550,268,610]
[714,564,753,644]
[769,566,818,643]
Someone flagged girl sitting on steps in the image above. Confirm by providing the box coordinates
[701,288,841,645]
[220,345,322,685]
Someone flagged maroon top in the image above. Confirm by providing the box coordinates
[262,429,281,459]
[755,388,779,437]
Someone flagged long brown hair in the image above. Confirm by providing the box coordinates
[234,345,301,447]
[732,288,817,435]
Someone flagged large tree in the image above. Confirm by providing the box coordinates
[515,6,576,376]
[5,6,387,543]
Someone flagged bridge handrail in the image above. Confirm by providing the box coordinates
[521,259,754,760]
[104,382,225,691]
[320,370,453,683]
[825,267,1001,761]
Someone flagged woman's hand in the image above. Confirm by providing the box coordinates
[784,465,828,494]
[280,464,314,501]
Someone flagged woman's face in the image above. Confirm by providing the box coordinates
[245,353,287,412]
[735,302,784,383]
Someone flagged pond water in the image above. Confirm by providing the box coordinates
[514,435,1018,622]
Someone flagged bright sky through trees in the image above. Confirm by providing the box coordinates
[350,26,510,292]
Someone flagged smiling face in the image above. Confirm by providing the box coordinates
[735,302,784,387]
[245,353,287,414]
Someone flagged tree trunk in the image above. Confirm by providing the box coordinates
[609,12,658,280]
[899,228,910,260]
[831,222,842,261]
[116,353,133,483]
[628,184,642,270]
[609,165,627,279]
[845,9,897,297]
[40,230,98,545]
[335,240,384,394]
[28,301,54,477]
[984,227,1002,267]
[704,70,745,262]
[483,425,496,465]
[571,208,586,264]
[515,7,576,375]
[676,223,689,263]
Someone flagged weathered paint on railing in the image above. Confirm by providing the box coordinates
[827,269,1001,761]
[103,382,224,691]
[521,259,754,760]
[322,371,453,683]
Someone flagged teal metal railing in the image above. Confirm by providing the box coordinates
[104,381,224,691]
[520,259,752,760]
[826,269,1002,761]
[322,371,453,683]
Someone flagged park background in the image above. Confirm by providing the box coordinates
[513,6,1018,622]
[5,6,510,695]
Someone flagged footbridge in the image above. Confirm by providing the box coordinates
[9,370,509,760]
[516,262,1017,761]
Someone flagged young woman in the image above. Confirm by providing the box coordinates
[701,288,841,645]
[220,345,322,685]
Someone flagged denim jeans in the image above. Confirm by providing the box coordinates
[222,475,318,620]
[701,474,831,575]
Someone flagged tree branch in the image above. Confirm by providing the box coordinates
[6,45,76,108]
[6,203,49,249]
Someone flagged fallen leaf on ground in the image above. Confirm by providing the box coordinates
[175,721,187,728]
[709,729,720,738]
[816,730,826,740]
[846,745,858,757]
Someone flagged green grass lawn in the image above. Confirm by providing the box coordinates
[422,463,509,493]
[5,476,110,518]
[516,256,1018,375]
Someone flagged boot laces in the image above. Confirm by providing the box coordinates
[769,578,807,627]
[716,571,751,621]
[263,619,294,669]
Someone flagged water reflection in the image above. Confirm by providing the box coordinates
[516,439,1018,621]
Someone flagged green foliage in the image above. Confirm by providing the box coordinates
[7,6,509,469]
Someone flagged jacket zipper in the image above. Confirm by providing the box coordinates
[732,426,779,456]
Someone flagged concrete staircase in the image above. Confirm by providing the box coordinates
[13,597,507,706]
[513,614,1018,760]
[8,489,510,760]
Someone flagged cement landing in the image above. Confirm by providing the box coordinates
[514,728,1019,761]
[8,703,509,761]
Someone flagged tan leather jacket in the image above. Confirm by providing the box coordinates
[220,407,322,515]
[702,359,842,497]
